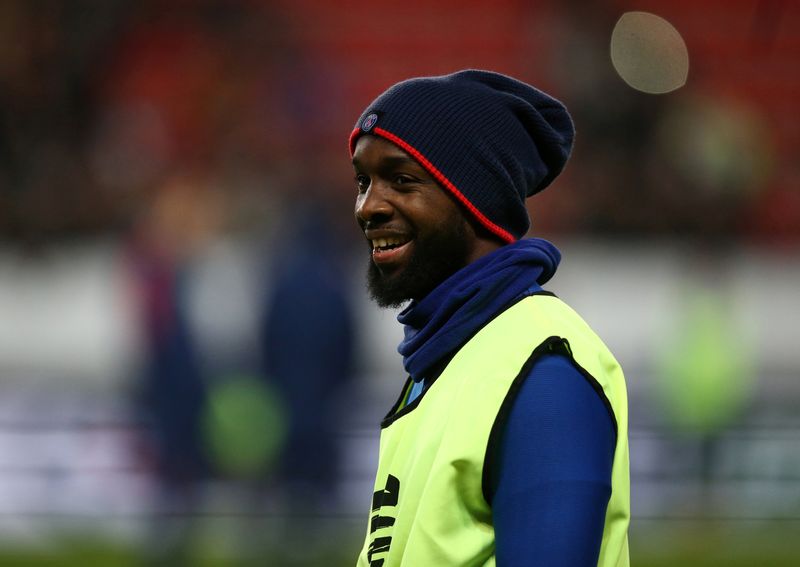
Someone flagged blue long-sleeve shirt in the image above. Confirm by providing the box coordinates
[490,354,614,565]
[398,239,614,565]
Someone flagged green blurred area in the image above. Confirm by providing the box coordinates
[1,521,798,567]
[201,376,288,479]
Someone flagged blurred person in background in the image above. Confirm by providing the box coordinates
[349,70,630,567]
[126,171,223,563]
[260,197,357,542]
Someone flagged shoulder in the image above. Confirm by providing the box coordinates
[486,353,616,500]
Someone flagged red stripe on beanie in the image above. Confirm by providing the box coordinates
[350,127,516,244]
[348,127,361,155]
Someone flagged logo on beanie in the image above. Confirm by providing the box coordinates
[362,113,378,132]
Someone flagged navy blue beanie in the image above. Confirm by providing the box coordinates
[349,69,575,242]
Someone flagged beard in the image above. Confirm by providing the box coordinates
[366,217,471,308]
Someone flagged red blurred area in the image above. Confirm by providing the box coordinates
[0,0,797,245]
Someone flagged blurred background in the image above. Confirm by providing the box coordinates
[0,0,798,565]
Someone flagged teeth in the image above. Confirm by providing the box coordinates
[371,237,406,250]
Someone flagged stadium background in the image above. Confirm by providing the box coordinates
[0,0,798,565]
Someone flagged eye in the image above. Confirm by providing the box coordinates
[354,174,370,193]
[393,174,417,186]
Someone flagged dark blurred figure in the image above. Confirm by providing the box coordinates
[261,200,357,511]
[126,173,222,564]
[130,237,209,502]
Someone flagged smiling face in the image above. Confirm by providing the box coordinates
[353,135,501,307]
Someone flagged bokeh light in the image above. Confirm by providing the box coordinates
[610,11,689,94]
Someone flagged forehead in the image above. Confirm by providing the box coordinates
[352,135,421,168]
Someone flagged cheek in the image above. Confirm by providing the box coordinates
[428,196,466,229]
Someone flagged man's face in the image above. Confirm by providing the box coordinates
[352,136,478,307]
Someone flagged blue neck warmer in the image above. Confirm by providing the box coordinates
[397,238,561,381]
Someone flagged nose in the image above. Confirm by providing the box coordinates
[355,182,393,225]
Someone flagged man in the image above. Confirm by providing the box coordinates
[350,70,629,567]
